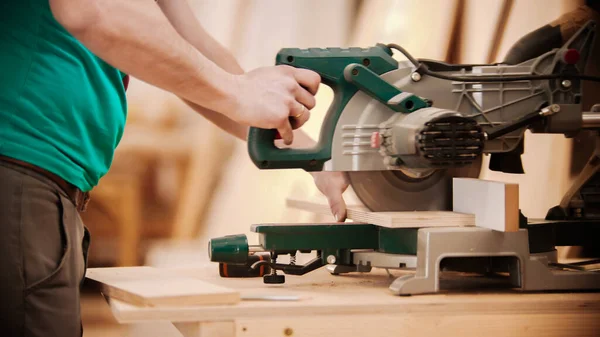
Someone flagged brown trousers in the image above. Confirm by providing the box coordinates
[0,160,90,337]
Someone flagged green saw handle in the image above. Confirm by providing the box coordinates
[247,44,399,171]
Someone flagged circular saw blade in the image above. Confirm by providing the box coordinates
[348,157,483,212]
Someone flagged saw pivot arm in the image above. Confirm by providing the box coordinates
[343,63,428,113]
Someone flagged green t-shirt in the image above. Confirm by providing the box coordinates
[0,0,128,192]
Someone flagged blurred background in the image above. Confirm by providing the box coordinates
[80,0,591,335]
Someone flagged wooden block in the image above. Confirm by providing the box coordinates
[286,198,475,228]
[452,178,519,232]
[85,266,240,307]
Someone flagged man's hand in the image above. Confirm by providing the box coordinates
[230,66,320,145]
[311,171,350,222]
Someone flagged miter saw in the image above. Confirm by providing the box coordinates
[209,12,600,295]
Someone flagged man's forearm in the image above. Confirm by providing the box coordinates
[156,0,248,140]
[182,101,249,140]
[50,0,238,115]
[156,0,244,75]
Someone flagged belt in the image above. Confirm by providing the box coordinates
[0,155,90,212]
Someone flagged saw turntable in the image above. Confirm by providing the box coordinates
[209,20,600,295]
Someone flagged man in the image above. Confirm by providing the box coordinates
[0,1,349,336]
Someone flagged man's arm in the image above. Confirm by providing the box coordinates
[49,0,317,144]
[156,0,249,140]
[156,0,243,74]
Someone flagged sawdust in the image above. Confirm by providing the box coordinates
[290,278,378,290]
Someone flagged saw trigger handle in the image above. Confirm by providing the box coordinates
[247,45,400,171]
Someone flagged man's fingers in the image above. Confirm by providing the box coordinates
[294,85,316,110]
[311,171,350,222]
[277,120,294,145]
[293,68,320,95]
[290,102,310,129]
[326,191,347,222]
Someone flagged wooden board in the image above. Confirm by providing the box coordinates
[85,266,240,307]
[102,265,600,337]
[453,178,519,232]
[286,198,475,228]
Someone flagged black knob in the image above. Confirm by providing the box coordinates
[263,273,285,284]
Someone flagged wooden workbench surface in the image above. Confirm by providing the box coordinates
[99,264,600,337]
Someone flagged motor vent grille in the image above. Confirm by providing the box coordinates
[418,116,485,167]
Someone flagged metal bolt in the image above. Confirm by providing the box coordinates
[540,104,561,116]
[411,72,422,82]
[326,255,337,264]
[561,79,572,88]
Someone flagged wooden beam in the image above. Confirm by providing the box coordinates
[453,178,520,232]
[445,0,466,63]
[486,0,515,63]
[286,198,475,228]
[173,321,235,337]
[234,313,599,337]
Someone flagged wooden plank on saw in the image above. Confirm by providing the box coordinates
[286,198,475,228]
[85,266,240,307]
[452,178,520,232]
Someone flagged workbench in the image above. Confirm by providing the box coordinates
[91,263,600,337]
